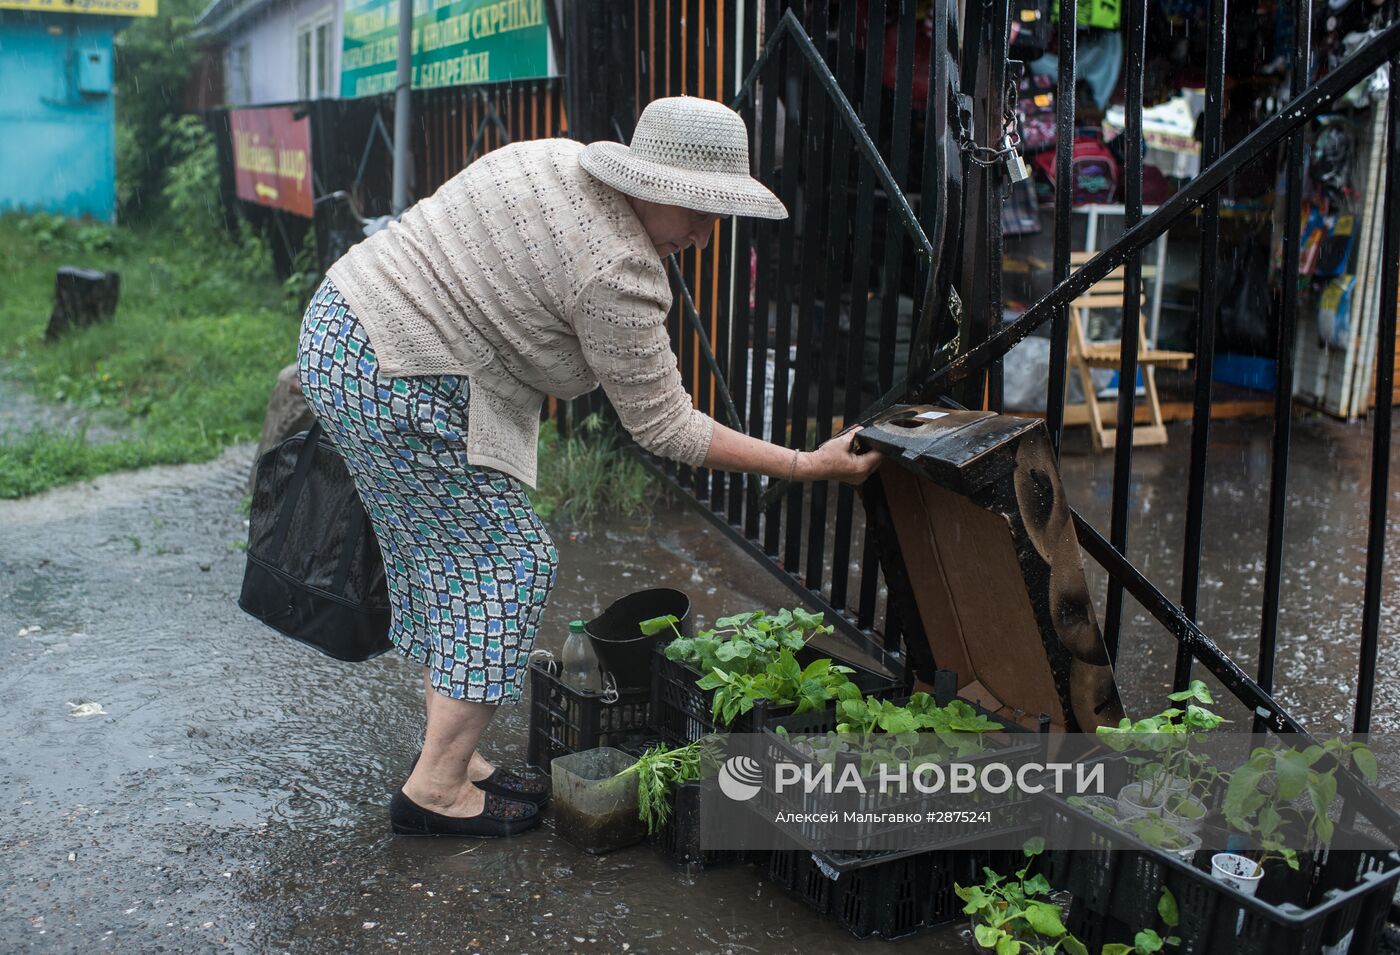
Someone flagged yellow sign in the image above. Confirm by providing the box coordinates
[0,0,158,16]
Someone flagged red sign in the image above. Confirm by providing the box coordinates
[230,107,313,218]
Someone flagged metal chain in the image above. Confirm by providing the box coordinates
[959,76,1022,168]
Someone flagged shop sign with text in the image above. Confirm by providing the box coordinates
[0,0,156,16]
[230,108,313,219]
[340,0,550,98]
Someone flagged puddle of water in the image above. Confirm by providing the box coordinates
[1057,417,1400,732]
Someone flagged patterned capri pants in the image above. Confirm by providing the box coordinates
[296,278,559,704]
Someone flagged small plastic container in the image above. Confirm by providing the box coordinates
[550,747,645,855]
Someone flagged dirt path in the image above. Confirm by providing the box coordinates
[0,361,126,444]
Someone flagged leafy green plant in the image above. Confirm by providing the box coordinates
[1223,738,1377,871]
[159,115,223,239]
[1101,887,1181,955]
[114,0,208,220]
[658,607,831,677]
[1123,814,1197,855]
[617,739,717,835]
[698,650,860,727]
[282,228,323,303]
[955,837,1088,955]
[1163,791,1205,822]
[835,693,1002,755]
[531,414,660,526]
[1096,680,1227,803]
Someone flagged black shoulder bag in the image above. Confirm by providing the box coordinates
[239,422,393,661]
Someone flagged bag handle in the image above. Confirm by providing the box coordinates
[269,421,324,559]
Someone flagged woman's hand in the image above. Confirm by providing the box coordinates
[799,428,883,486]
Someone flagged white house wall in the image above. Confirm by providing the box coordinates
[223,0,342,105]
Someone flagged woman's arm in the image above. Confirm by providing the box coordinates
[701,420,882,485]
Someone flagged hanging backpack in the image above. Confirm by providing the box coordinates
[1032,135,1121,206]
[239,422,392,662]
[1017,74,1058,153]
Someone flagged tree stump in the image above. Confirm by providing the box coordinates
[44,267,121,342]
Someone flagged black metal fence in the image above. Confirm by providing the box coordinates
[563,0,1400,755]
[207,0,1400,751]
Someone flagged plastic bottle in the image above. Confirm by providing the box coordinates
[562,619,601,692]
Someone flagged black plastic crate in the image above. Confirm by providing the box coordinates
[651,780,755,869]
[756,694,1044,855]
[525,660,653,771]
[763,842,1029,940]
[651,643,902,744]
[1038,774,1400,955]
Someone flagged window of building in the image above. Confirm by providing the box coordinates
[227,43,251,105]
[297,12,335,100]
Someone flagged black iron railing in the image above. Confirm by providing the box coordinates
[563,0,1400,756]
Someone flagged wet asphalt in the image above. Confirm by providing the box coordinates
[2,412,1399,953]
[0,443,970,954]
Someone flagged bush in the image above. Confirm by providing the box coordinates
[114,0,208,221]
[159,115,223,239]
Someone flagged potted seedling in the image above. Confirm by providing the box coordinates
[1126,812,1203,862]
[1066,794,1133,826]
[696,649,861,727]
[775,692,1007,776]
[1096,680,1226,820]
[955,838,1089,955]
[1218,737,1378,899]
[649,607,832,678]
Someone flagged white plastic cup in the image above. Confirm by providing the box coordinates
[1117,781,1168,819]
[1211,852,1263,893]
[1212,852,1263,933]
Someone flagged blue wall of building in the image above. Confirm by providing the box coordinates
[0,11,120,222]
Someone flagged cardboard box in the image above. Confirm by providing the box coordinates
[859,406,1125,732]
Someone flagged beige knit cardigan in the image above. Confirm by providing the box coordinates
[326,138,715,488]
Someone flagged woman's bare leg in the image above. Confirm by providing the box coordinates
[401,669,498,816]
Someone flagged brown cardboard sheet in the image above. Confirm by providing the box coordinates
[859,405,1125,732]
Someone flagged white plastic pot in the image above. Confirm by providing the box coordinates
[1163,793,1208,834]
[1117,781,1167,819]
[1211,852,1264,894]
[1076,794,1126,822]
[1165,828,1203,861]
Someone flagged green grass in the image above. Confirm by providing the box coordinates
[0,213,663,517]
[0,213,300,498]
[531,414,663,527]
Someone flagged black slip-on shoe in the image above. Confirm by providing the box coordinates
[475,767,551,806]
[408,752,552,807]
[389,788,540,838]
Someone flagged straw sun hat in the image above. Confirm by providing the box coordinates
[580,96,788,220]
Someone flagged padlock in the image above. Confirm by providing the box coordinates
[1005,150,1030,183]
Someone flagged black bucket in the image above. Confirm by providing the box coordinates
[585,588,693,690]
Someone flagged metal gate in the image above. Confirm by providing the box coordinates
[561,0,1400,768]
